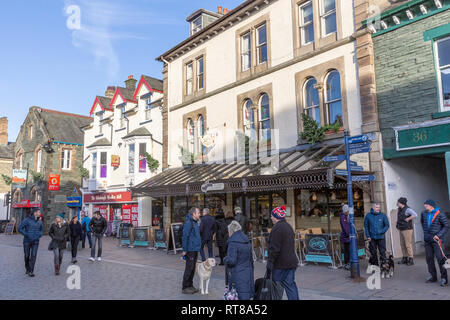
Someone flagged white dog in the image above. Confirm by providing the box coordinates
[196,258,216,295]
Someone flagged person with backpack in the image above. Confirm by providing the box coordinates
[181,207,202,294]
[69,216,82,264]
[421,199,449,287]
[88,211,107,262]
[48,213,70,275]
[18,209,43,277]
[199,208,217,261]
[234,207,249,234]
[81,212,92,249]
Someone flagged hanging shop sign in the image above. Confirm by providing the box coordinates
[48,174,60,191]
[12,169,27,189]
[111,155,120,167]
[83,191,132,203]
[66,197,82,207]
[201,181,225,193]
[11,200,41,209]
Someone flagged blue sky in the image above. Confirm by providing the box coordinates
[0,0,243,141]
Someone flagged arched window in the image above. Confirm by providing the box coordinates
[197,115,205,156]
[325,70,343,125]
[259,94,271,144]
[13,189,22,203]
[304,78,320,124]
[187,118,195,154]
[31,187,41,202]
[243,99,255,138]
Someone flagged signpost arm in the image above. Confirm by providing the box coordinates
[345,131,360,279]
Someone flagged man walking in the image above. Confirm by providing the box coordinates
[18,209,43,277]
[234,207,249,234]
[199,208,217,261]
[88,211,107,262]
[267,206,299,300]
[181,207,201,294]
[396,197,417,266]
[364,203,390,266]
[81,211,92,249]
[421,199,449,286]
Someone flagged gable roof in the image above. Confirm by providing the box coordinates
[0,142,14,159]
[122,127,152,140]
[90,96,113,116]
[133,75,163,100]
[34,108,92,145]
[87,137,112,148]
[110,87,137,108]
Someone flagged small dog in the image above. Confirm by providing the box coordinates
[380,255,395,279]
[196,258,217,295]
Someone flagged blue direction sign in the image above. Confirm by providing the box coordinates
[335,169,348,176]
[349,161,358,166]
[350,166,364,172]
[348,134,371,144]
[349,146,371,155]
[349,141,371,149]
[323,155,346,162]
[351,175,376,182]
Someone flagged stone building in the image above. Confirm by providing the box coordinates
[0,117,14,220]
[12,107,92,231]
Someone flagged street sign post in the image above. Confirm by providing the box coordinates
[351,175,376,182]
[323,155,346,162]
[335,169,348,176]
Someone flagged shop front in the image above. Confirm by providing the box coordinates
[66,196,82,221]
[11,200,42,226]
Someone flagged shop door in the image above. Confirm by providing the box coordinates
[152,200,163,227]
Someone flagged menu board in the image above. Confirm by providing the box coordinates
[167,223,183,254]
[304,234,332,264]
[4,221,15,235]
[154,229,166,249]
[133,227,149,247]
[120,224,131,246]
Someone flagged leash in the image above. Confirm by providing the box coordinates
[434,237,450,269]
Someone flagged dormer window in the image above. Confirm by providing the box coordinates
[145,98,152,121]
[192,17,203,35]
[187,9,221,36]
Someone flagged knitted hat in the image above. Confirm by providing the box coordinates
[397,197,407,205]
[424,199,436,207]
[57,213,65,219]
[272,206,287,220]
[342,205,349,213]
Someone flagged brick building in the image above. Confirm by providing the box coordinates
[12,107,92,231]
[0,117,14,220]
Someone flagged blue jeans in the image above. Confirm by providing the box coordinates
[23,241,39,273]
[200,239,213,261]
[82,231,92,248]
[272,268,299,300]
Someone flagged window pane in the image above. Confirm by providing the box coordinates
[260,95,270,121]
[186,64,193,79]
[139,143,146,173]
[257,25,267,45]
[128,144,135,174]
[329,101,343,125]
[100,152,107,178]
[305,79,319,107]
[258,45,268,64]
[323,0,335,13]
[66,150,71,169]
[242,33,251,52]
[304,24,314,44]
[442,69,450,107]
[324,13,337,34]
[326,71,341,101]
[301,3,313,24]
[198,58,204,74]
[438,38,450,67]
[92,153,97,178]
[61,150,65,169]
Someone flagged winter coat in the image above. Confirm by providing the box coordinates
[200,214,217,241]
[48,222,70,250]
[340,213,350,243]
[235,213,249,234]
[215,216,229,248]
[81,216,91,232]
[182,214,201,252]
[364,209,390,240]
[268,220,298,269]
[224,230,255,300]
[89,216,107,235]
[18,215,43,243]
[69,221,83,239]
[421,207,449,243]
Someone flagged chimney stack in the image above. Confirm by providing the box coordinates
[0,117,8,145]
[105,86,116,98]
[218,6,223,14]
[125,75,137,91]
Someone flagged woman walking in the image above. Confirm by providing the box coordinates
[48,213,69,275]
[215,212,229,266]
[224,220,255,300]
[69,216,82,264]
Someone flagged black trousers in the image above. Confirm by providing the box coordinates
[182,252,198,290]
[200,240,213,261]
[368,238,386,265]
[425,241,448,281]
[218,245,227,263]
[71,237,80,258]
[342,242,350,264]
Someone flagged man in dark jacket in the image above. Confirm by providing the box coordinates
[364,203,390,266]
[181,207,202,294]
[199,208,217,261]
[421,199,449,286]
[396,197,417,266]
[215,213,229,265]
[340,205,351,270]
[234,207,249,234]
[267,206,299,300]
[18,209,43,277]
[89,211,107,262]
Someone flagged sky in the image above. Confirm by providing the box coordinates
[0,0,244,142]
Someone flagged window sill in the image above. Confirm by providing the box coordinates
[139,120,153,126]
[115,127,126,132]
[94,134,104,139]
[432,111,450,119]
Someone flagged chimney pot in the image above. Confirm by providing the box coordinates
[128,75,134,80]
[218,6,223,14]
[224,8,228,14]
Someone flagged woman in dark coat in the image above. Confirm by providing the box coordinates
[224,220,255,300]
[69,216,82,264]
[215,213,229,265]
[48,213,69,275]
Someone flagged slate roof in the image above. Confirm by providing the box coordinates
[142,75,163,92]
[36,108,92,145]
[0,142,14,159]
[122,127,151,139]
[87,138,112,148]
[97,96,113,111]
[116,87,136,103]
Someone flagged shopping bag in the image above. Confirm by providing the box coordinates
[223,270,239,300]
[254,270,284,300]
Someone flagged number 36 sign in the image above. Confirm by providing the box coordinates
[48,174,60,191]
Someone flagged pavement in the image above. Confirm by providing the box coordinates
[1,234,449,300]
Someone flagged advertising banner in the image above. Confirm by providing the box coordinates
[122,205,131,224]
[12,169,27,189]
[48,174,60,191]
[93,205,108,220]
[131,204,139,227]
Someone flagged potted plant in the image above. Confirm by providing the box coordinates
[145,152,160,173]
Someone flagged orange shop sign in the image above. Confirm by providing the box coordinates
[48,174,60,191]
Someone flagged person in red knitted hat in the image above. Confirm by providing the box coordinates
[267,206,299,300]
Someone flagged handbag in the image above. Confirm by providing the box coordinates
[223,270,239,300]
[254,269,284,300]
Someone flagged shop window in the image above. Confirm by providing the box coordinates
[61,149,71,170]
[171,196,188,223]
[259,94,271,145]
[241,32,252,71]
[435,36,450,111]
[320,0,337,37]
[128,144,135,174]
[299,1,314,45]
[256,24,268,65]
[100,152,107,178]
[92,152,97,178]
[325,70,343,125]
[139,143,147,173]
[304,78,320,124]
